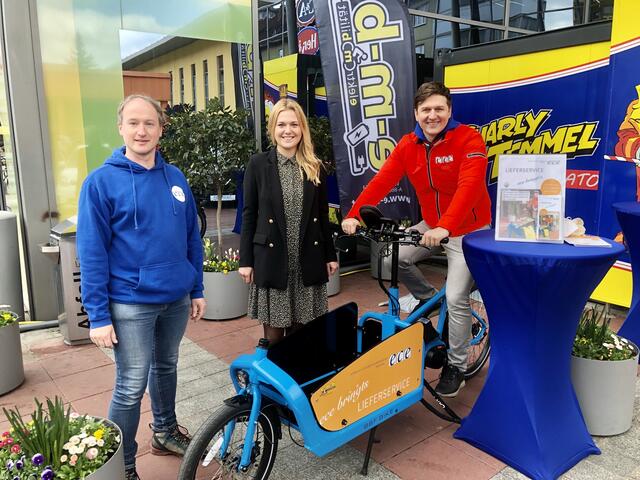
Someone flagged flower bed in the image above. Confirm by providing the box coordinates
[1,398,121,479]
[203,239,240,274]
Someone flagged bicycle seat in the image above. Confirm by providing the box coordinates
[360,205,397,229]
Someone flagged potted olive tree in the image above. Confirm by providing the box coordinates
[161,98,255,319]
[0,305,23,395]
[571,304,639,435]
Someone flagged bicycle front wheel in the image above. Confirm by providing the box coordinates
[178,401,279,480]
[465,288,490,380]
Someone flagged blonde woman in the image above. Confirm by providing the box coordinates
[239,99,338,343]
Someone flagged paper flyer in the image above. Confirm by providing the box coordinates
[495,154,566,243]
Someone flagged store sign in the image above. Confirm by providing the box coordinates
[566,169,599,190]
[296,0,315,26]
[298,26,319,55]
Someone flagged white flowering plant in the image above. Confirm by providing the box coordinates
[203,238,240,274]
[573,305,637,361]
[2,397,120,479]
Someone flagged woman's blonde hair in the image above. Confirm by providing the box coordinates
[267,98,323,185]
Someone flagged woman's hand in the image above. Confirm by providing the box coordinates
[238,266,254,284]
[341,218,360,234]
[327,261,339,276]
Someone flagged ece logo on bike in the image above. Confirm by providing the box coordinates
[389,348,412,366]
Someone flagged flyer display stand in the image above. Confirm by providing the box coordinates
[495,154,566,243]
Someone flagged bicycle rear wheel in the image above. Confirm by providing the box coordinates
[197,206,207,238]
[465,288,490,379]
[178,401,279,480]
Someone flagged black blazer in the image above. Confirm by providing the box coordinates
[239,149,337,290]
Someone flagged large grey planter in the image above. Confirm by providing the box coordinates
[203,271,250,320]
[0,322,25,395]
[327,267,340,297]
[87,419,125,479]
[571,344,639,436]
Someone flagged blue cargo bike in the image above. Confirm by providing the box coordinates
[178,206,490,479]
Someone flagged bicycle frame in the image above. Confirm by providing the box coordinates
[218,220,488,472]
[228,335,424,467]
[359,239,487,353]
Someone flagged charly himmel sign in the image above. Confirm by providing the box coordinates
[316,0,419,220]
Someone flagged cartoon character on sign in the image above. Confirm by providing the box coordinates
[614,85,640,199]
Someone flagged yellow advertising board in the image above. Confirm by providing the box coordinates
[310,323,423,432]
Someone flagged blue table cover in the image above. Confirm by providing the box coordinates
[454,230,624,480]
[613,201,640,348]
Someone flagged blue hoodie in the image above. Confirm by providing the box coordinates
[77,147,203,328]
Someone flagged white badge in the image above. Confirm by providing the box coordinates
[171,186,186,203]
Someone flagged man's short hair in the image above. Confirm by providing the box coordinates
[414,82,451,109]
[117,94,167,126]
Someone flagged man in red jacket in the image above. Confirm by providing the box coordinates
[342,81,491,397]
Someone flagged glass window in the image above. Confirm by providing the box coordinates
[588,0,613,21]
[509,0,587,31]
[413,16,502,57]
[258,0,289,61]
[203,60,209,103]
[179,67,184,104]
[408,0,505,26]
[406,0,439,13]
[217,55,225,107]
[191,63,197,109]
[544,0,584,30]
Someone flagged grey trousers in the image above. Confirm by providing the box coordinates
[383,220,483,370]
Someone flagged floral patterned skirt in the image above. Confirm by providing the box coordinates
[248,271,327,328]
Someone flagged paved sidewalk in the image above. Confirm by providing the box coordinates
[2,208,639,479]
[2,265,639,480]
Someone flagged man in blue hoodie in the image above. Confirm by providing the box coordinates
[77,94,206,480]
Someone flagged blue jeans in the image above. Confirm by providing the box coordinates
[108,295,190,469]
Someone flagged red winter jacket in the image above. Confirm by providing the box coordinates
[347,121,492,237]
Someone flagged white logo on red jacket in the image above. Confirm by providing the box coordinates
[435,155,454,164]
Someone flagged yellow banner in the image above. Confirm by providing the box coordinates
[311,323,423,431]
[611,0,640,47]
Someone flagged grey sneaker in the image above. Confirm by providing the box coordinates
[435,364,465,397]
[150,424,191,457]
[125,467,140,480]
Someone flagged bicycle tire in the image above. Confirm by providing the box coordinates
[464,289,490,380]
[197,206,207,238]
[178,401,279,480]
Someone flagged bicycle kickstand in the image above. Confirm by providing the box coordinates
[421,379,462,424]
[360,426,379,476]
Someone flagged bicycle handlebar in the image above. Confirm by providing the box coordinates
[345,225,449,247]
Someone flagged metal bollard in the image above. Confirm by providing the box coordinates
[0,211,24,318]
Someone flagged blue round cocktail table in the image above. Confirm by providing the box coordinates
[455,229,624,480]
